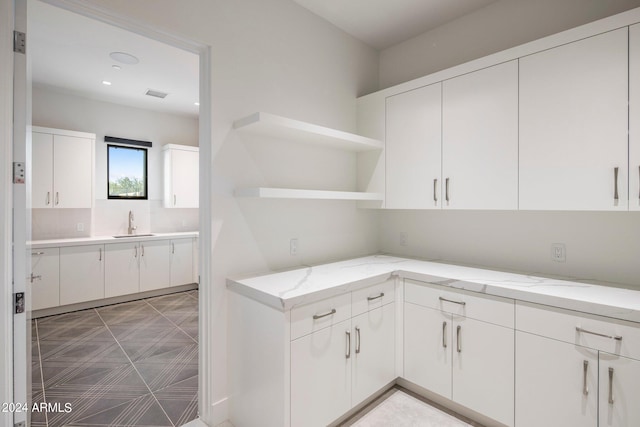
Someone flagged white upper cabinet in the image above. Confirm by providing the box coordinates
[630,24,640,211]
[385,83,442,209]
[163,144,199,208]
[32,127,94,209]
[442,60,518,210]
[519,29,629,210]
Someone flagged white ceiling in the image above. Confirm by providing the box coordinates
[29,1,199,118]
[293,0,498,49]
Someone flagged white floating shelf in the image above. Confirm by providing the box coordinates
[233,112,383,152]
[235,187,384,201]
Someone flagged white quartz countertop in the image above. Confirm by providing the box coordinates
[227,255,640,323]
[29,231,198,248]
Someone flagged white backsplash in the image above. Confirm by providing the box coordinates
[32,199,198,240]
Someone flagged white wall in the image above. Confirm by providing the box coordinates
[379,0,640,89]
[67,0,380,424]
[31,84,199,239]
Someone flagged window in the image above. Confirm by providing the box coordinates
[107,145,148,199]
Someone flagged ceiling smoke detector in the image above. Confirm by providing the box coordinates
[109,51,139,65]
[145,89,168,99]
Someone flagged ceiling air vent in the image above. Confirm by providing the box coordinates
[145,89,168,99]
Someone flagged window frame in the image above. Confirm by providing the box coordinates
[106,144,149,200]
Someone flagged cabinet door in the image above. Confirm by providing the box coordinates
[53,135,93,208]
[453,317,514,427]
[515,331,597,427]
[30,248,59,310]
[385,83,442,209]
[599,352,640,427]
[630,24,640,211]
[105,242,139,298]
[59,245,104,305]
[352,303,395,407]
[290,318,352,427]
[139,240,171,292]
[520,28,628,210]
[442,60,518,210]
[32,132,54,209]
[167,149,199,208]
[170,239,194,286]
[403,302,451,398]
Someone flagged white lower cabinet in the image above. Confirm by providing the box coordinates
[30,248,60,310]
[59,245,104,305]
[291,318,352,427]
[140,240,172,292]
[404,280,514,427]
[516,301,640,427]
[170,239,194,286]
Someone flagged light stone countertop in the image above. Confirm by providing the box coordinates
[227,254,640,323]
[29,231,199,248]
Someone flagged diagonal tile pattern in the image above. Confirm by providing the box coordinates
[31,290,198,427]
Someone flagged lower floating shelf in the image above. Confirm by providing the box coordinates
[235,187,384,201]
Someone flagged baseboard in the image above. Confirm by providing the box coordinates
[210,396,229,427]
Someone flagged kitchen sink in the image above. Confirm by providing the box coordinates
[112,234,155,238]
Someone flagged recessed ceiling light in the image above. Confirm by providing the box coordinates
[112,65,121,70]
[102,80,112,86]
[109,51,139,65]
[194,102,200,106]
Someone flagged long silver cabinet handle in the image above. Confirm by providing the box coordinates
[134,245,138,258]
[583,360,589,396]
[355,327,361,354]
[345,331,351,359]
[32,251,45,256]
[608,367,615,404]
[638,165,640,200]
[433,178,438,204]
[445,178,450,203]
[576,326,622,341]
[614,167,619,202]
[141,244,145,257]
[172,243,175,254]
[174,194,177,206]
[442,321,447,348]
[439,296,466,306]
[312,308,336,320]
[456,325,462,353]
[367,293,384,301]
[55,192,59,205]
[99,248,102,261]
[46,192,50,205]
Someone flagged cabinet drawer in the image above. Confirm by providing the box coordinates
[405,279,514,328]
[352,279,395,317]
[516,301,640,360]
[291,293,351,340]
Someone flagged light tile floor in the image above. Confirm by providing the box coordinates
[31,289,198,427]
[343,388,481,427]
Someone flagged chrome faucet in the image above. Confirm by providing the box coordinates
[128,210,137,235]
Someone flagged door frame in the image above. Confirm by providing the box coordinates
[3,0,214,424]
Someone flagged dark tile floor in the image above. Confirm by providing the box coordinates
[31,290,199,427]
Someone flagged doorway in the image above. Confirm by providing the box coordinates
[12,0,212,425]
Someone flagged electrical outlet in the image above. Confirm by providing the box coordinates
[290,238,299,256]
[399,232,408,247]
[76,223,84,232]
[551,243,566,262]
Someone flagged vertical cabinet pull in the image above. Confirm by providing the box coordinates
[172,243,175,254]
[46,192,50,205]
[614,167,619,202]
[433,178,438,204]
[174,194,177,206]
[456,325,462,353]
[98,248,102,261]
[445,178,450,203]
[638,165,640,201]
[608,367,615,404]
[134,245,138,258]
[442,321,447,348]
[355,327,361,354]
[583,360,589,396]
[55,192,59,205]
[345,331,351,359]
[141,244,145,257]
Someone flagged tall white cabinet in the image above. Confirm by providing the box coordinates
[163,144,199,208]
[442,60,518,210]
[32,127,94,209]
[519,28,629,210]
[385,83,442,209]
[630,24,640,211]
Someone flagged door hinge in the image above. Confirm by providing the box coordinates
[13,162,25,184]
[14,292,25,314]
[15,422,25,427]
[13,31,26,54]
